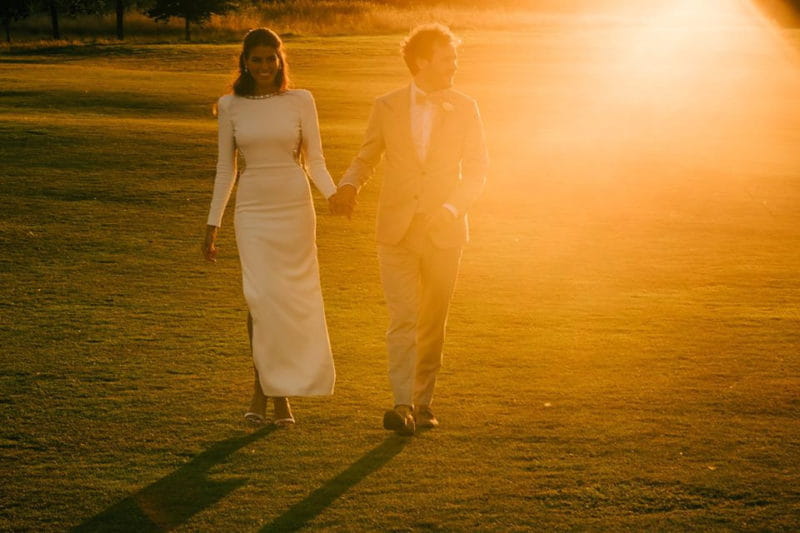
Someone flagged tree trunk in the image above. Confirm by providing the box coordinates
[49,1,60,40]
[4,22,10,44]
[116,0,124,40]
[184,16,190,41]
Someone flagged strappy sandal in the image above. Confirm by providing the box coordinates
[244,388,269,425]
[244,412,270,425]
[272,397,295,427]
[273,416,295,427]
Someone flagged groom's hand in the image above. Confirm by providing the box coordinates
[328,192,346,217]
[330,184,358,219]
[428,205,458,231]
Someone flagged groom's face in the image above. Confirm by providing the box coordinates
[418,42,458,91]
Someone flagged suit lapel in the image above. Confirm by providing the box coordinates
[393,86,455,168]
[392,86,423,168]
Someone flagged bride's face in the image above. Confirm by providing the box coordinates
[245,45,280,91]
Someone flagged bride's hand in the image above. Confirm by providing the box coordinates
[203,225,219,263]
[329,185,357,219]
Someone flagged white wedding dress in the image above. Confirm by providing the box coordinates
[207,90,336,396]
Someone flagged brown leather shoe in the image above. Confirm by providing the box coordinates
[414,405,439,428]
[383,405,415,436]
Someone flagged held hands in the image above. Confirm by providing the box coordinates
[203,225,219,263]
[329,184,358,219]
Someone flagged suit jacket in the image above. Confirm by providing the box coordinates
[341,85,489,248]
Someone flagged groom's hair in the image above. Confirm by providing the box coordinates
[401,24,461,75]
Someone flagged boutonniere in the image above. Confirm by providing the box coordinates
[441,101,454,112]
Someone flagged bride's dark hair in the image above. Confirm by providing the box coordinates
[232,28,290,96]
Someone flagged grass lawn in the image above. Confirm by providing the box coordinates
[1,22,800,532]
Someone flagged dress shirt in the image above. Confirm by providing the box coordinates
[410,82,458,218]
[410,82,435,162]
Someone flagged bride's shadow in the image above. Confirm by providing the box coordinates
[73,428,410,532]
[260,434,410,532]
[72,425,277,533]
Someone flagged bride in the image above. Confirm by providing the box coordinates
[202,28,342,427]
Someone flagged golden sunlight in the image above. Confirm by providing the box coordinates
[502,0,800,188]
[611,0,800,173]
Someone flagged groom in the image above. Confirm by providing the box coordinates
[334,24,488,435]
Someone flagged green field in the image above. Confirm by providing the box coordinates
[2,21,800,532]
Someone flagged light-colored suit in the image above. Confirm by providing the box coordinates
[341,85,488,406]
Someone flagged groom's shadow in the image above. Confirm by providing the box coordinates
[72,425,276,533]
[261,434,410,532]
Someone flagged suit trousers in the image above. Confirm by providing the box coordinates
[378,215,462,407]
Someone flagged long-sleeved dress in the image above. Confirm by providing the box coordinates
[207,90,336,397]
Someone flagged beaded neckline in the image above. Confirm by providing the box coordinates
[244,91,281,100]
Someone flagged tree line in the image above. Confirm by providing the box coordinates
[4,0,800,44]
[0,0,251,43]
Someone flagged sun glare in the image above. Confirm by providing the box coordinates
[521,0,800,186]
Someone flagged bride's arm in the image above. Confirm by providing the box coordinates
[204,95,237,262]
[298,90,337,199]
[207,95,238,228]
